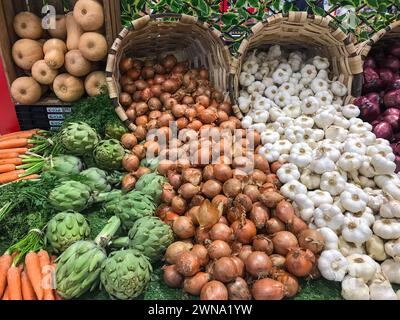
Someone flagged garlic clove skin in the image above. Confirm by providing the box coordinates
[341,276,370,300]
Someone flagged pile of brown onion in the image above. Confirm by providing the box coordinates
[117,54,325,300]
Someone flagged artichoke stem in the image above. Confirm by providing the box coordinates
[110,237,129,248]
[94,190,123,203]
[95,216,121,247]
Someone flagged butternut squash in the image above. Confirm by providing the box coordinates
[11,77,42,104]
[66,12,83,51]
[53,74,85,102]
[12,39,44,70]
[85,71,106,96]
[13,12,43,40]
[43,39,67,54]
[73,0,104,31]
[43,39,67,69]
[65,50,91,77]
[31,60,58,85]
[48,15,67,40]
[78,32,108,62]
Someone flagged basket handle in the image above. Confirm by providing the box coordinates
[130,13,199,30]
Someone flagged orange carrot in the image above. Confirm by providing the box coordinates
[16,174,40,182]
[54,290,63,300]
[21,271,36,300]
[0,254,13,297]
[38,250,54,300]
[0,138,28,150]
[0,153,19,160]
[0,164,16,173]
[7,266,22,300]
[0,170,25,184]
[0,131,38,142]
[0,148,28,155]
[25,252,43,300]
[0,158,23,166]
[2,287,9,300]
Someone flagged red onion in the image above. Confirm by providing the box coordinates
[383,114,400,131]
[384,89,400,107]
[384,55,400,71]
[373,121,393,140]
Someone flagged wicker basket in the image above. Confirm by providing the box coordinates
[230,12,364,117]
[353,21,400,97]
[106,13,232,131]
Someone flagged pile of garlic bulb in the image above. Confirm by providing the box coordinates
[239,45,400,300]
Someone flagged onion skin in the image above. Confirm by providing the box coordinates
[171,196,187,215]
[271,269,299,298]
[214,164,233,182]
[209,223,233,242]
[165,241,193,264]
[244,185,261,203]
[231,219,257,244]
[252,235,274,255]
[260,191,285,208]
[227,278,251,300]
[223,178,242,198]
[245,251,272,277]
[191,244,209,266]
[179,183,201,200]
[271,231,299,256]
[120,57,134,73]
[297,229,325,254]
[195,227,210,244]
[266,217,285,234]
[202,180,223,198]
[184,272,210,296]
[250,202,270,229]
[252,278,285,300]
[238,245,253,262]
[270,254,286,269]
[212,257,240,283]
[121,174,136,192]
[163,265,184,288]
[176,252,200,277]
[288,216,308,236]
[275,200,295,224]
[208,240,232,260]
[200,281,228,300]
[121,133,137,149]
[173,216,195,239]
[234,194,253,213]
[285,248,316,277]
[122,154,140,172]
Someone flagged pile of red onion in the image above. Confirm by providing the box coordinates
[354,45,400,171]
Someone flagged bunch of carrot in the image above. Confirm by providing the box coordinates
[0,129,49,184]
[0,250,61,300]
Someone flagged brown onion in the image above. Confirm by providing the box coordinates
[165,241,193,264]
[157,159,176,176]
[231,256,245,277]
[195,227,210,244]
[121,133,137,149]
[141,66,155,79]
[134,102,148,116]
[238,245,253,262]
[162,79,179,93]
[189,195,205,208]
[147,97,161,110]
[135,115,148,127]
[179,183,200,200]
[119,92,132,107]
[173,216,195,239]
[161,184,176,205]
[212,195,229,212]
[132,91,142,102]
[209,223,233,242]
[132,144,146,159]
[158,113,174,127]
[122,154,140,172]
[212,257,239,283]
[121,174,136,192]
[171,196,187,215]
[298,229,325,254]
[164,212,180,227]
[260,191,284,208]
[234,194,252,213]
[126,68,140,81]
[252,235,274,255]
[227,277,251,300]
[251,169,268,186]
[162,54,177,71]
[288,216,308,236]
[201,180,222,198]
[227,206,243,224]
[202,165,214,181]
[213,164,233,182]
[270,254,286,269]
[200,280,228,300]
[219,102,232,114]
[198,109,217,124]
[253,154,269,173]
[133,166,151,178]
[223,178,242,198]
[168,171,183,190]
[135,79,148,91]
[275,200,295,224]
[188,120,203,131]
[163,265,184,288]
[231,219,257,244]
[285,248,316,277]
[271,231,298,256]
[126,107,136,122]
[182,168,202,186]
[245,251,272,278]
[191,244,209,266]
[243,185,260,203]
[266,217,285,234]
[120,57,135,73]
[208,240,232,260]
[171,103,185,118]
[184,272,210,296]
[141,87,153,101]
[250,202,269,229]
[271,269,299,297]
[270,161,284,174]
[176,252,200,277]
[196,95,210,107]
[252,278,285,300]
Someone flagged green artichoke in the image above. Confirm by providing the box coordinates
[61,122,100,156]
[42,155,83,179]
[105,120,128,140]
[104,191,156,230]
[100,249,152,300]
[93,139,126,171]
[49,181,92,212]
[46,211,91,253]
[135,172,166,204]
[140,157,159,172]
[80,168,112,193]
[113,216,174,262]
[56,216,121,299]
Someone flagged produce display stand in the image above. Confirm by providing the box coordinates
[0,0,122,131]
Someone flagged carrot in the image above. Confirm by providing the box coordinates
[7,266,22,300]
[21,271,36,300]
[0,148,28,155]
[0,158,23,166]
[2,287,9,300]
[25,252,43,300]
[50,256,57,264]
[0,153,19,160]
[38,250,54,300]
[0,170,25,184]
[0,130,38,142]
[0,138,28,150]
[0,254,12,297]
[0,164,16,173]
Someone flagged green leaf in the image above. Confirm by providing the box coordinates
[235,0,247,8]
[365,0,379,8]
[283,2,294,14]
[197,0,210,16]
[272,0,281,10]
[237,8,250,21]
[221,12,239,26]
[248,0,259,7]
